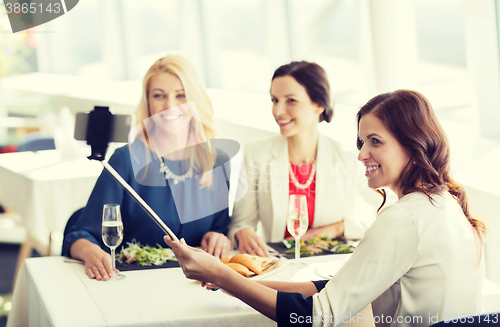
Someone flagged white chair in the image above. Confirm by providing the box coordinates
[457,146,500,311]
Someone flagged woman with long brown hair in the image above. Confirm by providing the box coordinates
[165,89,485,326]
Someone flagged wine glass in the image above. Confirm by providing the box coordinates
[102,204,125,280]
[287,194,309,260]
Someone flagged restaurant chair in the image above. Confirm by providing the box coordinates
[8,132,57,291]
[1,133,55,239]
[17,132,55,152]
[60,207,84,259]
[430,312,499,326]
[63,207,84,242]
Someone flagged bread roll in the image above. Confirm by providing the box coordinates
[220,257,231,264]
[230,254,262,275]
[225,263,250,277]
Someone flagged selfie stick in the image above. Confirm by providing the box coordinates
[83,106,179,242]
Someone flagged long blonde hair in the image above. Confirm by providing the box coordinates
[134,55,217,188]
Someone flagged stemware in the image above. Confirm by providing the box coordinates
[102,204,125,280]
[287,194,309,260]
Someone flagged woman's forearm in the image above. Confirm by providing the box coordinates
[69,238,96,260]
[301,220,345,241]
[258,280,318,297]
[215,271,278,321]
[213,275,318,321]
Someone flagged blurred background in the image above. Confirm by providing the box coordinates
[2,0,499,169]
[1,0,500,322]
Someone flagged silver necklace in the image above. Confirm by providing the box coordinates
[159,158,194,185]
[289,161,316,189]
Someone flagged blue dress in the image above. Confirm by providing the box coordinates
[62,140,230,257]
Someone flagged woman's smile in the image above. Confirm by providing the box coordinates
[276,118,294,127]
[160,113,182,121]
[364,164,381,177]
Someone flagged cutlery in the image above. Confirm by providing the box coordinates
[63,258,84,265]
[266,245,286,260]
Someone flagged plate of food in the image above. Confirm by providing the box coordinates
[116,241,180,271]
[330,243,357,254]
[115,241,288,276]
[267,236,358,259]
[220,253,288,280]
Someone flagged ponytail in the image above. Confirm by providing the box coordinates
[446,178,487,240]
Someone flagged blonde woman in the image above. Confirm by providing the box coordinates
[63,55,231,281]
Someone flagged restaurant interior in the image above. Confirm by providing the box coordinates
[1,0,500,326]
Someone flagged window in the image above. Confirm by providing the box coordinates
[288,0,365,105]
[120,0,182,80]
[200,0,270,91]
[415,0,471,125]
[0,7,37,77]
[35,0,102,77]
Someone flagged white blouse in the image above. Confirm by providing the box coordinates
[312,192,483,327]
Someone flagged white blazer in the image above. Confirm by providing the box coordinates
[229,134,379,243]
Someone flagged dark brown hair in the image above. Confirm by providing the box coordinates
[356,89,486,240]
[272,61,334,123]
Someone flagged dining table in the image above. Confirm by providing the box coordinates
[0,149,104,294]
[0,149,103,256]
[6,250,375,327]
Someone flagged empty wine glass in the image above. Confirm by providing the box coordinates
[102,204,125,280]
[287,194,309,260]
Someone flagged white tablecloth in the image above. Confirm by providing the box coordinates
[0,150,102,254]
[8,256,300,327]
[6,253,361,327]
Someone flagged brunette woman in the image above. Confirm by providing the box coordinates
[166,90,485,326]
[229,61,377,256]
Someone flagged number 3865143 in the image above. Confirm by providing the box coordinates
[5,2,61,14]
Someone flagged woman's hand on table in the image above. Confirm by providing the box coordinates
[235,227,270,257]
[70,239,118,281]
[201,231,231,258]
[290,221,345,242]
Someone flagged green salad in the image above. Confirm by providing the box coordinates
[335,245,355,253]
[281,236,352,255]
[118,241,177,266]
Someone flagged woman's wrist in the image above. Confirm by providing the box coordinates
[70,238,90,260]
[305,221,344,240]
[235,227,252,239]
[336,221,345,238]
[203,231,215,238]
[74,239,102,261]
[211,262,238,286]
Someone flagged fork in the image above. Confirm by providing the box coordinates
[266,244,287,260]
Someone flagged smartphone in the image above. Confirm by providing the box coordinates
[74,111,132,143]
